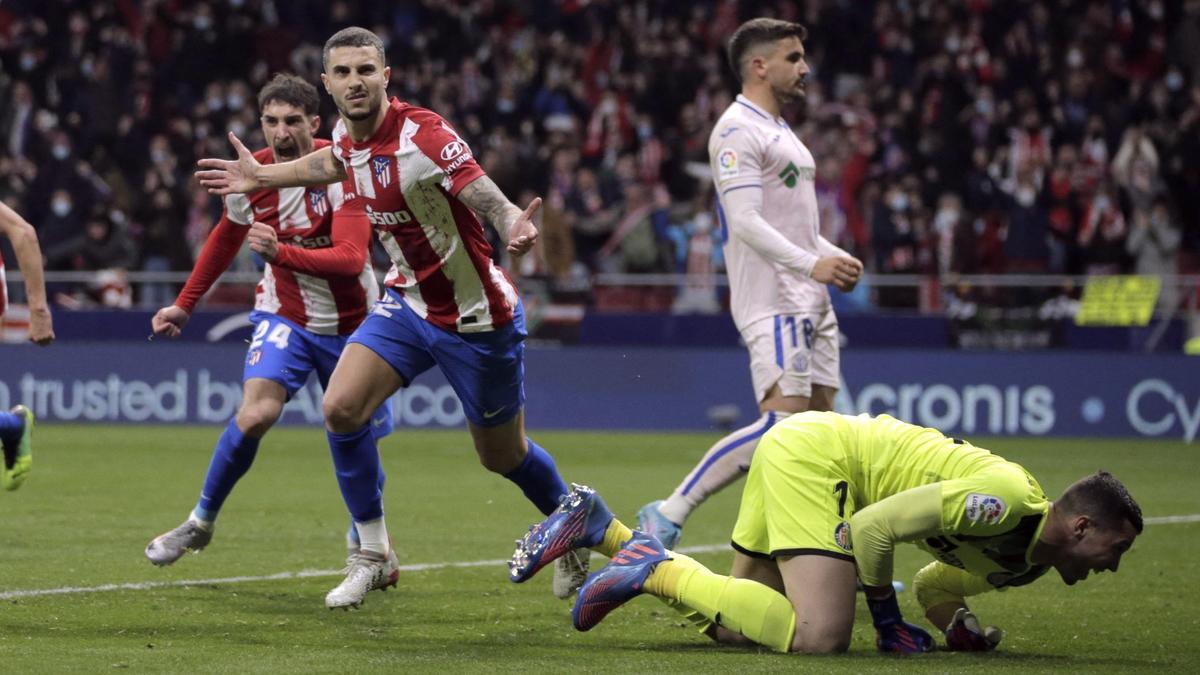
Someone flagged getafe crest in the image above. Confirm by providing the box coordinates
[372,156,393,188]
[833,521,852,552]
[308,188,328,217]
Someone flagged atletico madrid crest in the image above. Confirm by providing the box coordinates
[309,188,328,217]
[372,156,393,188]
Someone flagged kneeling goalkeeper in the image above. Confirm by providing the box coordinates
[507,411,1142,654]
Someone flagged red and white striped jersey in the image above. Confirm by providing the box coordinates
[180,139,378,336]
[331,98,518,333]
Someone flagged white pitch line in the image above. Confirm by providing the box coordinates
[4,513,1197,601]
[0,544,727,600]
[1144,514,1200,525]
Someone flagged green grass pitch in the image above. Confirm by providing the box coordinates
[1,425,1197,672]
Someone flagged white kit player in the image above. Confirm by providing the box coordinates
[145,74,393,570]
[639,18,863,548]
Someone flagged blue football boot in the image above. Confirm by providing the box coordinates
[572,530,671,632]
[509,483,613,583]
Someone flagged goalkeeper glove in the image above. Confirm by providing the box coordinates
[866,591,935,654]
[944,607,1003,651]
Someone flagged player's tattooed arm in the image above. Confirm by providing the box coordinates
[458,176,542,257]
[458,176,522,236]
[285,146,347,187]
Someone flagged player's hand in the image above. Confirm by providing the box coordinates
[811,256,862,291]
[943,608,1002,652]
[196,132,262,195]
[506,197,541,257]
[866,590,935,654]
[833,256,863,292]
[152,305,190,339]
[875,619,936,654]
[28,304,54,346]
[247,222,279,262]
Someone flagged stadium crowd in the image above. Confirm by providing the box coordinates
[0,0,1196,310]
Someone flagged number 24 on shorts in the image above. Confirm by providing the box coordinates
[251,320,292,351]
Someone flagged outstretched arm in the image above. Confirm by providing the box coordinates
[196,133,346,194]
[457,175,540,257]
[0,202,53,345]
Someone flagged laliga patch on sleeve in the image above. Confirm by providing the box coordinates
[717,148,739,179]
[965,493,1007,525]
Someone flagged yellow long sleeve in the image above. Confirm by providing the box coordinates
[850,483,945,587]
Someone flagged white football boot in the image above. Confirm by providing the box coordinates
[145,519,214,566]
[552,548,590,599]
[325,548,401,609]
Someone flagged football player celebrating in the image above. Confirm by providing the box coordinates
[509,411,1142,654]
[197,28,584,609]
[146,74,395,577]
[0,200,54,490]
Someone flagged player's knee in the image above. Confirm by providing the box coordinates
[323,394,369,433]
[236,400,283,436]
[791,629,851,654]
[475,443,525,474]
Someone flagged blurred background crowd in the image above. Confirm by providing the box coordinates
[0,0,1196,313]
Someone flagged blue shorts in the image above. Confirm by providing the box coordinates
[244,311,394,438]
[347,289,527,427]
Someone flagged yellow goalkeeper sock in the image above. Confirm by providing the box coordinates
[646,553,795,652]
[594,518,634,558]
[656,597,715,634]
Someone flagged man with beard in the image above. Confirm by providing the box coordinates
[197,28,582,610]
[146,74,395,577]
[510,412,1142,655]
[639,18,864,549]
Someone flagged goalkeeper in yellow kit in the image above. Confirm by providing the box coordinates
[508,411,1142,654]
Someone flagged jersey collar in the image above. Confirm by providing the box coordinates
[735,94,786,126]
[1025,504,1051,564]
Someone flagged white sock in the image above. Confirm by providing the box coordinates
[659,411,779,525]
[188,509,214,531]
[657,494,691,526]
[355,517,389,556]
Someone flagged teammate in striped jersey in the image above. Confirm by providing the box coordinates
[145,75,395,579]
[638,18,864,549]
[0,201,53,490]
[197,28,582,609]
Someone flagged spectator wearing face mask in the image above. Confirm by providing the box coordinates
[1078,181,1128,275]
[38,189,81,271]
[1001,170,1051,274]
[1126,195,1181,312]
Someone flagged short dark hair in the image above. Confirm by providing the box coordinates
[1057,471,1144,534]
[257,73,320,116]
[727,18,808,82]
[322,26,386,71]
